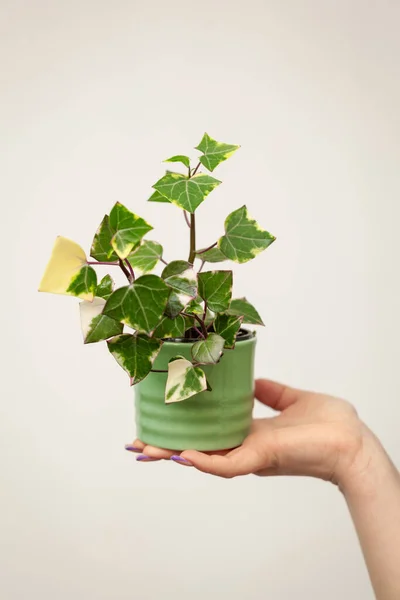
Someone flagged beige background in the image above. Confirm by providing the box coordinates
[1,1,399,598]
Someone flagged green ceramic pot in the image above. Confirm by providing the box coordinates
[134,331,256,451]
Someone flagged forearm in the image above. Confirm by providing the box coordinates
[341,431,400,600]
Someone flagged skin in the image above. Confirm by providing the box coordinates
[127,379,400,600]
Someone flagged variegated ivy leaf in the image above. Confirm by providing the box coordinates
[148,189,171,203]
[185,297,204,315]
[103,274,169,334]
[195,133,240,172]
[228,298,264,326]
[107,333,162,385]
[109,202,153,259]
[164,155,191,169]
[39,236,96,301]
[165,357,208,403]
[214,313,243,349]
[218,205,276,264]
[127,240,163,275]
[196,246,227,263]
[191,333,225,364]
[96,274,114,300]
[80,297,123,344]
[152,172,221,213]
[90,215,119,262]
[198,270,232,313]
[153,315,186,339]
[162,261,197,318]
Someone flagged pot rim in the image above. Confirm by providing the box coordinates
[160,327,256,344]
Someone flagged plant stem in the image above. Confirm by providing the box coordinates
[125,258,135,282]
[150,369,168,373]
[87,261,119,266]
[188,212,196,264]
[202,301,208,323]
[119,259,132,283]
[192,326,205,339]
[160,257,168,266]
[184,211,191,228]
[195,242,217,255]
[198,260,205,273]
[182,311,207,338]
[191,161,201,177]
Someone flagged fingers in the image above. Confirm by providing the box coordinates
[179,447,265,478]
[125,439,177,461]
[255,379,301,412]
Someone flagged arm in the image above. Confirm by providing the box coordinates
[341,432,400,600]
[127,379,400,599]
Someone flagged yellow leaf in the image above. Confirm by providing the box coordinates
[38,236,93,301]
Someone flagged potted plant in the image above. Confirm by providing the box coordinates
[39,134,276,451]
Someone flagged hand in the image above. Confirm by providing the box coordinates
[126,379,375,489]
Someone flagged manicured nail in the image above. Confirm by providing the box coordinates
[170,455,193,466]
[125,445,142,453]
[136,454,154,461]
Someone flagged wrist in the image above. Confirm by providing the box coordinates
[338,424,397,500]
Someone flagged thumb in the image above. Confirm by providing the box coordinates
[255,379,301,412]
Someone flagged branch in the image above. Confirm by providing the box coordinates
[184,211,191,228]
[125,258,135,282]
[188,212,196,263]
[119,259,132,283]
[87,261,119,266]
[195,242,217,255]
[191,161,201,177]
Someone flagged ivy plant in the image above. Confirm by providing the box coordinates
[39,133,276,403]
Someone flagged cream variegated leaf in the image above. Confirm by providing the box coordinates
[214,313,243,348]
[39,236,96,301]
[107,333,162,385]
[164,155,191,169]
[153,315,186,339]
[103,274,169,334]
[79,297,123,344]
[196,247,227,263]
[198,270,232,313]
[227,297,264,326]
[218,206,275,264]
[165,357,208,403]
[96,274,114,300]
[109,202,153,259]
[90,215,119,262]
[195,133,240,172]
[152,172,221,213]
[191,333,225,364]
[162,261,197,318]
[127,240,163,275]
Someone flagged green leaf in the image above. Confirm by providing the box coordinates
[165,357,208,403]
[127,240,163,274]
[191,333,225,364]
[196,247,227,263]
[80,297,123,344]
[109,202,153,259]
[103,274,169,334]
[185,297,204,315]
[164,155,191,169]
[228,297,264,326]
[214,313,243,348]
[66,265,97,300]
[96,274,114,300]
[107,333,162,385]
[195,133,240,172]
[153,315,186,339]
[148,190,171,203]
[90,215,119,262]
[198,270,232,313]
[218,205,275,264]
[162,261,197,318]
[153,172,221,213]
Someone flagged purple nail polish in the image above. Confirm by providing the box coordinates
[125,445,141,452]
[171,455,193,466]
[136,454,153,461]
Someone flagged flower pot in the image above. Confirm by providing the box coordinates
[134,331,256,451]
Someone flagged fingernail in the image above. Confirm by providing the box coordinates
[125,445,141,453]
[170,455,193,466]
[136,454,154,461]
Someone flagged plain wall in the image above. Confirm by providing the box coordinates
[1,1,399,599]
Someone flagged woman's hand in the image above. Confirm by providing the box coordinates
[126,378,376,490]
